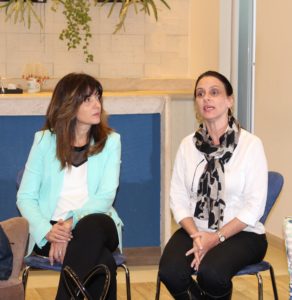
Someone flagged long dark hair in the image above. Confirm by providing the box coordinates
[43,73,112,169]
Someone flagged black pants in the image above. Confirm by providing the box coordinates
[34,213,119,300]
[159,228,267,298]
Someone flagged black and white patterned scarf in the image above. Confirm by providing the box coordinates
[193,115,240,230]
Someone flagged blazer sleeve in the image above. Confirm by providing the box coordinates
[16,131,52,248]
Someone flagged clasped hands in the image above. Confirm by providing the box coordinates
[185,231,219,271]
[45,219,73,265]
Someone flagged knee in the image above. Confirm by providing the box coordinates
[74,214,118,249]
[197,265,231,296]
[77,213,114,229]
[159,261,191,294]
[76,213,116,236]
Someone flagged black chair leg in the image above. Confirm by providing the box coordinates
[118,264,131,300]
[269,266,279,300]
[155,274,161,300]
[256,273,263,300]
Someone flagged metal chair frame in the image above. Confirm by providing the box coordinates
[22,252,131,300]
[155,262,278,300]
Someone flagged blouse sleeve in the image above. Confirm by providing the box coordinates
[170,141,194,224]
[235,137,268,226]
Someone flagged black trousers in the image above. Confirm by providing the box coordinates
[159,228,267,298]
[34,213,119,300]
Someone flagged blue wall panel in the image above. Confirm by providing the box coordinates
[0,114,161,247]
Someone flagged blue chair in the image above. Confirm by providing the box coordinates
[155,171,284,300]
[16,169,131,300]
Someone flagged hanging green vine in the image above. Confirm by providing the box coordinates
[53,0,93,62]
[0,0,170,63]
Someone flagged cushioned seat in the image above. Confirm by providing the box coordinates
[0,217,29,300]
[24,251,126,272]
[0,280,24,299]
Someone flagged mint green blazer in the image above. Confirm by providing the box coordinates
[17,130,123,255]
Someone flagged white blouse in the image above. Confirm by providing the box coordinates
[52,162,88,221]
[170,129,268,234]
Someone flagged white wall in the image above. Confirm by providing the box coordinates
[189,0,220,79]
[0,0,190,79]
[255,0,292,239]
[0,0,220,81]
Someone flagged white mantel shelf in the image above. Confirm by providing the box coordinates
[0,92,172,248]
[0,91,191,116]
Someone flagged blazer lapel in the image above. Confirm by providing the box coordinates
[87,153,104,195]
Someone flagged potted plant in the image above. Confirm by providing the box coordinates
[0,0,170,62]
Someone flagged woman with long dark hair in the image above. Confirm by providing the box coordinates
[17,73,122,299]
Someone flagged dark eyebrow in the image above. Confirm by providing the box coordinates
[195,87,204,92]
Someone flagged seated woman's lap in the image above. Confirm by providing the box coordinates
[159,228,267,296]
[34,213,119,264]
[33,213,119,299]
[197,231,267,295]
[72,213,119,253]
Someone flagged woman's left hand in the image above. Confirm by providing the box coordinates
[46,219,72,243]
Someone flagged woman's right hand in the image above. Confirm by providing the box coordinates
[48,241,68,265]
[186,236,204,271]
[45,219,72,243]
